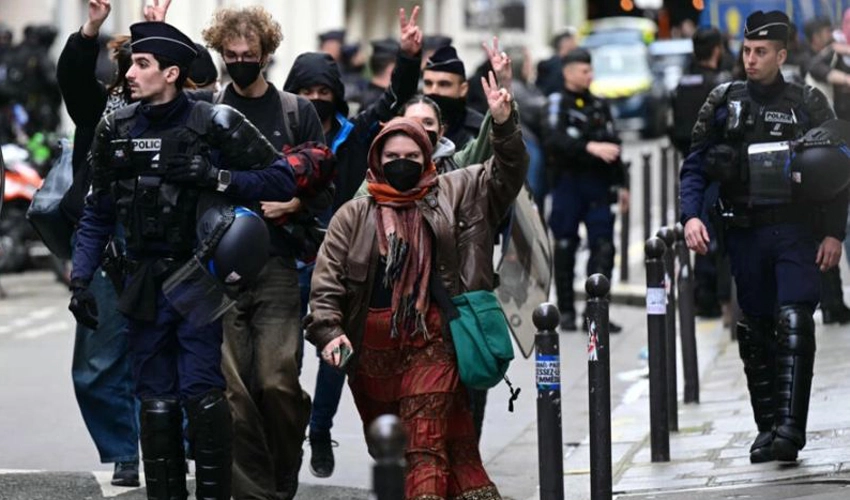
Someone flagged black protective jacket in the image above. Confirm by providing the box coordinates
[542,88,626,186]
[284,49,422,211]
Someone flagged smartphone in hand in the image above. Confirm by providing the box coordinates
[338,344,354,368]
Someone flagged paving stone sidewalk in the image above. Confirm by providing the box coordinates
[555,315,850,500]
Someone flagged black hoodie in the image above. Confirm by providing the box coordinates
[284,49,421,210]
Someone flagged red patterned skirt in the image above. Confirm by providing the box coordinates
[348,305,501,500]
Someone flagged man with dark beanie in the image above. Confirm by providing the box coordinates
[69,21,298,499]
[423,45,485,149]
[682,10,846,464]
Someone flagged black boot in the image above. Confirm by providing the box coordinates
[585,237,621,332]
[185,390,232,500]
[772,305,816,462]
[820,267,850,325]
[736,317,777,464]
[140,398,187,500]
[554,238,579,331]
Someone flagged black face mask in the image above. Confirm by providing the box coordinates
[310,99,336,122]
[426,130,439,148]
[226,61,262,89]
[426,94,466,128]
[382,158,423,192]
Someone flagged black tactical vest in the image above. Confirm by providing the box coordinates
[107,104,210,256]
[721,82,806,206]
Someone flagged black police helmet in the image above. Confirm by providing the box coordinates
[197,205,269,286]
[790,119,850,202]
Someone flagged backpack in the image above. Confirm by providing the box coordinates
[212,88,301,145]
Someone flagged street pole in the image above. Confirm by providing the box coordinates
[534,303,565,500]
[585,274,612,500]
[645,236,670,462]
[642,152,652,242]
[619,162,631,283]
[660,146,669,228]
[674,223,699,404]
[656,226,678,432]
[369,415,406,500]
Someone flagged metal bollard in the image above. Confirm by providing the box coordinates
[673,149,682,223]
[369,414,406,500]
[619,162,632,283]
[656,226,678,432]
[642,153,653,242]
[586,275,612,500]
[645,237,670,462]
[673,224,700,404]
[534,303,565,500]
[660,146,669,228]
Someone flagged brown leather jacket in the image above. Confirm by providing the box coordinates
[304,115,528,362]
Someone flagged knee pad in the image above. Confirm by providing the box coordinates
[776,305,816,356]
[140,398,186,500]
[186,390,232,499]
[140,398,184,459]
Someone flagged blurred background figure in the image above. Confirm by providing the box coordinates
[536,29,577,97]
[359,37,399,110]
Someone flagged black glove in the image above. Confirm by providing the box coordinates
[68,278,99,329]
[165,154,219,187]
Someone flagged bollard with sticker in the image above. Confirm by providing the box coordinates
[656,226,678,432]
[586,274,612,500]
[534,303,565,500]
[645,236,670,462]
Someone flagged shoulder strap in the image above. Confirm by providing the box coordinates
[429,271,460,321]
[278,90,301,145]
[212,90,225,105]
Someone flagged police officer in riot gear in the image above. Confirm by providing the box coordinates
[544,48,629,332]
[68,22,296,499]
[681,11,848,464]
[672,27,733,319]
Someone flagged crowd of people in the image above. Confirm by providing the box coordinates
[59,1,537,499]
[5,0,849,498]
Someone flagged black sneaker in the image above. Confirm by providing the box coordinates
[822,305,850,325]
[111,461,140,487]
[278,449,303,500]
[309,434,336,478]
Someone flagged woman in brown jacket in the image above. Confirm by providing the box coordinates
[304,72,527,500]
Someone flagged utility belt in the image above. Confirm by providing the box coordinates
[124,256,188,277]
[717,200,810,229]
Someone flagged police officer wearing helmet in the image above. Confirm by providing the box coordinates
[681,11,849,465]
[671,27,733,319]
[68,22,296,499]
[543,47,629,333]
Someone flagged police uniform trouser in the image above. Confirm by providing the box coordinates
[726,223,819,449]
[128,291,230,499]
[549,173,615,315]
[221,257,312,499]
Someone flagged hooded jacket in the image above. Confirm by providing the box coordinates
[284,50,422,210]
[304,112,528,358]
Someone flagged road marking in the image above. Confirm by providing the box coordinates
[0,308,59,336]
[14,321,72,340]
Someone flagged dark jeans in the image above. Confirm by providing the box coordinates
[222,257,312,497]
[72,267,139,463]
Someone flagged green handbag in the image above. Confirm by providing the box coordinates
[446,290,515,390]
